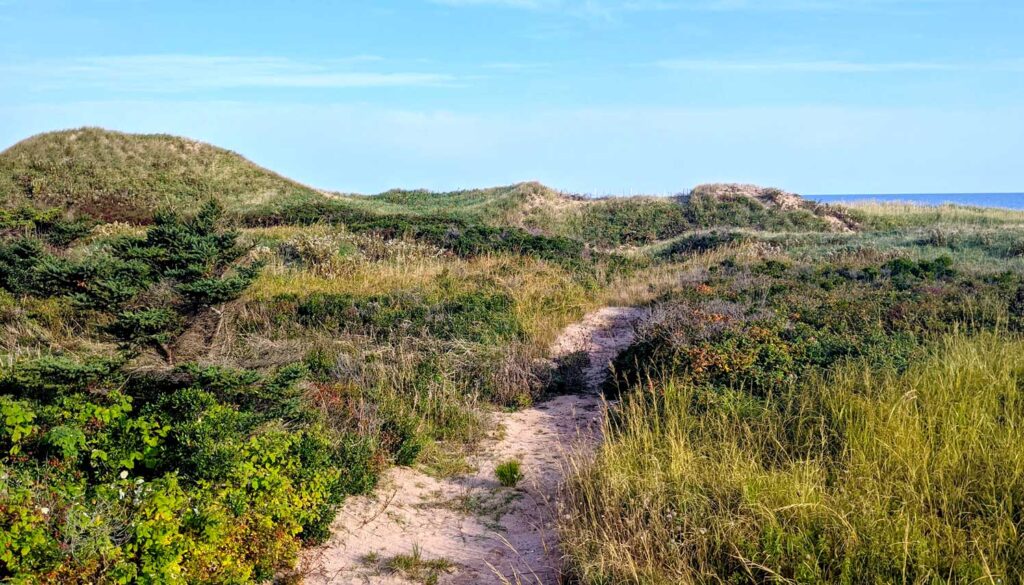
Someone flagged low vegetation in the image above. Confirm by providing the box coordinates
[495,459,524,488]
[363,546,454,585]
[2,128,1022,583]
[560,203,1024,584]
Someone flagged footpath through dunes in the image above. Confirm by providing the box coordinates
[300,307,648,585]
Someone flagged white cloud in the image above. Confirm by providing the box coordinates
[655,58,1024,74]
[430,0,959,14]
[2,55,457,92]
[655,59,959,73]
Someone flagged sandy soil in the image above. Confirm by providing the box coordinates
[300,307,647,585]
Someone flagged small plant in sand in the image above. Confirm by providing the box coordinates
[383,545,454,584]
[495,459,524,488]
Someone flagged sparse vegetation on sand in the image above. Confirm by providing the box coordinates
[1,129,1023,583]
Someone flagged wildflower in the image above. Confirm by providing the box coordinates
[120,470,129,479]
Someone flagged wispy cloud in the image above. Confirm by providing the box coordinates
[655,59,959,73]
[2,55,458,92]
[481,61,552,71]
[430,0,958,15]
[655,57,1024,73]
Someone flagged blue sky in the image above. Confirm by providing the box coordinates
[1,0,1022,195]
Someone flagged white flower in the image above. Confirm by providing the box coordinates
[119,470,129,480]
[40,507,49,515]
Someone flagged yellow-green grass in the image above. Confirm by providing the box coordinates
[242,226,598,348]
[328,182,690,247]
[560,333,1024,584]
[845,201,1024,229]
[648,226,1024,275]
[0,128,322,222]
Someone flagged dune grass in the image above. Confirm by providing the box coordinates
[0,128,321,222]
[843,200,1024,229]
[561,333,1024,584]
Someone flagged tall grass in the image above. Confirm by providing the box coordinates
[847,201,1024,229]
[560,333,1024,584]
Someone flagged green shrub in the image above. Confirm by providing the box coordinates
[0,238,46,294]
[294,290,523,343]
[0,355,381,582]
[0,206,94,247]
[683,191,831,231]
[107,308,182,349]
[495,459,524,488]
[176,262,262,307]
[245,199,588,266]
[658,230,746,259]
[570,197,690,246]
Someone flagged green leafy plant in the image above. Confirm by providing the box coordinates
[495,459,524,488]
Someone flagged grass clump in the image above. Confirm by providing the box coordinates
[562,333,1024,583]
[377,546,455,584]
[495,459,524,488]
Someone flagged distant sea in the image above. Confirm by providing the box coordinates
[809,193,1024,210]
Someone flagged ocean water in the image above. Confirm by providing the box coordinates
[809,193,1024,210]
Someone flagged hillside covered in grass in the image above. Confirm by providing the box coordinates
[1,129,856,247]
[2,129,1024,584]
[0,128,322,222]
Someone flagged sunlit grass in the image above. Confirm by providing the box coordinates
[844,200,1024,229]
[560,333,1024,583]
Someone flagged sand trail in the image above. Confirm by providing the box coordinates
[302,307,647,585]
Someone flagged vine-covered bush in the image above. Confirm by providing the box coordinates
[0,356,379,583]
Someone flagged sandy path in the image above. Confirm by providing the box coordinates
[300,307,647,585]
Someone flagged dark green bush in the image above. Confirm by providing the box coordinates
[683,192,831,231]
[0,202,355,582]
[107,308,182,348]
[609,255,1010,397]
[295,290,523,343]
[571,197,690,246]
[0,206,94,247]
[0,238,46,294]
[176,263,262,307]
[658,230,746,259]
[245,200,586,265]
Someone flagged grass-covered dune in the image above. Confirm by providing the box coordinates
[1,128,856,247]
[0,128,322,222]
